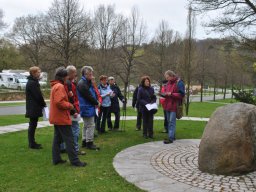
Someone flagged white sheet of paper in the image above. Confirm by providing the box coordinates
[145,103,158,111]
[95,108,99,117]
[42,107,49,120]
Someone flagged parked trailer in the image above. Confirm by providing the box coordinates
[0,73,28,90]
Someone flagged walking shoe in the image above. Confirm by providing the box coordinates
[29,144,43,149]
[161,130,168,133]
[82,140,87,148]
[72,161,87,167]
[149,136,154,139]
[163,139,173,144]
[60,149,66,153]
[53,159,67,165]
[143,135,148,139]
[86,142,100,150]
[77,151,86,156]
[136,128,141,131]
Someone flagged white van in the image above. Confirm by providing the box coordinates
[0,73,28,90]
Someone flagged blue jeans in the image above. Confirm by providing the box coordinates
[166,111,176,141]
[71,121,80,152]
[60,121,80,152]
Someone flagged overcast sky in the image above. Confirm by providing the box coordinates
[0,0,223,40]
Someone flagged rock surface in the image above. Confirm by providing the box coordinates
[199,102,256,175]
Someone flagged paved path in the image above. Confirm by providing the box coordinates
[113,140,256,192]
[0,116,209,135]
[0,94,232,115]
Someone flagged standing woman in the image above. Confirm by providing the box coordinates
[25,66,46,149]
[137,76,156,139]
[50,67,86,167]
[97,75,113,133]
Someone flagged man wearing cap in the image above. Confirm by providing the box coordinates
[107,76,125,130]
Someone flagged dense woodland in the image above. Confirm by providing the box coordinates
[0,0,255,97]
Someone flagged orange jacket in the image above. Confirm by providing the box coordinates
[49,80,73,125]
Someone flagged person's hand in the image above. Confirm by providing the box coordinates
[112,93,116,97]
[97,101,101,108]
[68,91,73,97]
[73,113,78,118]
[70,104,75,110]
[167,92,172,96]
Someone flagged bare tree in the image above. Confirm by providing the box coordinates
[114,7,147,105]
[0,9,6,30]
[190,0,256,40]
[9,14,45,67]
[183,5,196,115]
[93,4,123,74]
[43,0,92,66]
[153,20,175,85]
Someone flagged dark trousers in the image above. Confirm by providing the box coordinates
[164,110,168,132]
[136,109,142,129]
[52,125,80,164]
[107,110,120,129]
[97,106,110,133]
[28,117,39,146]
[142,111,154,137]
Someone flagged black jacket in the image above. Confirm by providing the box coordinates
[137,86,156,114]
[109,84,124,112]
[25,76,46,118]
[132,86,140,109]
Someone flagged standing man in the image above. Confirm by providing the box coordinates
[161,70,185,144]
[77,66,100,150]
[64,65,85,155]
[25,66,46,149]
[107,76,125,131]
[132,84,142,131]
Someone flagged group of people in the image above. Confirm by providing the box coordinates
[132,70,185,143]
[25,65,126,167]
[25,65,185,167]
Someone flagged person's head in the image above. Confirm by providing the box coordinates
[141,76,151,87]
[55,67,68,84]
[100,75,108,85]
[81,66,93,80]
[66,65,77,81]
[164,70,176,81]
[29,66,41,80]
[108,76,115,85]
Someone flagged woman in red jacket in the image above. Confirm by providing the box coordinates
[50,67,86,167]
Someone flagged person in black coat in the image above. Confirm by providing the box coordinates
[25,66,46,149]
[107,77,125,130]
[137,76,156,139]
[132,84,142,131]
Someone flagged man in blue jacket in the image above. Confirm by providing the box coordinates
[77,66,100,150]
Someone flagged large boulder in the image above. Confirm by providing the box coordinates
[199,102,256,175]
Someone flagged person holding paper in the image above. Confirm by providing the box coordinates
[60,65,86,156]
[25,66,46,149]
[161,70,185,144]
[97,75,113,133]
[137,76,156,139]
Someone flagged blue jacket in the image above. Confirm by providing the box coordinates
[77,76,98,117]
[98,84,112,107]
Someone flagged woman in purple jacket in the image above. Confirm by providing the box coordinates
[137,76,156,139]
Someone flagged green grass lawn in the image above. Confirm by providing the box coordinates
[0,102,26,107]
[0,120,205,192]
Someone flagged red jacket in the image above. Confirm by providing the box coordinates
[64,80,80,113]
[161,78,183,112]
[49,80,73,125]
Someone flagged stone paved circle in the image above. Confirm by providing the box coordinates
[151,143,256,192]
[113,140,256,192]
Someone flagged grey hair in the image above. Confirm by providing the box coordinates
[164,70,176,77]
[66,65,76,74]
[81,66,93,76]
